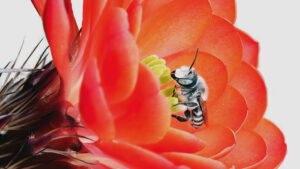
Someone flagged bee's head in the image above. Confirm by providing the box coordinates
[170,48,199,86]
[171,66,197,86]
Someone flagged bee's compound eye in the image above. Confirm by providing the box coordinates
[178,79,193,85]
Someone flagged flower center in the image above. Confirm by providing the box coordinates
[142,55,180,113]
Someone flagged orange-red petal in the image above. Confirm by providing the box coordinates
[141,0,173,21]
[113,64,170,144]
[106,0,134,8]
[253,119,287,169]
[163,152,227,169]
[123,0,134,9]
[97,8,139,104]
[137,0,212,58]
[209,0,236,23]
[96,141,176,169]
[196,15,243,80]
[43,0,79,81]
[64,0,79,42]
[127,0,142,38]
[81,0,107,47]
[79,59,115,141]
[82,143,131,169]
[230,62,267,129]
[166,51,228,103]
[83,0,107,33]
[31,0,47,16]
[43,0,72,79]
[109,63,160,117]
[206,86,247,132]
[72,0,108,71]
[218,130,267,168]
[238,30,259,68]
[194,126,236,159]
[114,94,170,144]
[142,128,205,153]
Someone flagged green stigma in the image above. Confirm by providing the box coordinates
[142,55,179,113]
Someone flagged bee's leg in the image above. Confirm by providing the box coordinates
[171,109,191,122]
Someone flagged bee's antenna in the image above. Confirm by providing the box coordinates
[189,48,199,70]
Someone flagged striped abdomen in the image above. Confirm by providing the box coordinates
[191,107,204,128]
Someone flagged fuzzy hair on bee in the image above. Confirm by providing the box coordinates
[170,48,208,129]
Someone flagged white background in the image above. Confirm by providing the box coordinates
[0,1,298,168]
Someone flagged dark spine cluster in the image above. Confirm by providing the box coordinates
[0,43,88,169]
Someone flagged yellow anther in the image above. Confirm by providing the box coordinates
[148,59,166,67]
[143,55,177,112]
[142,55,158,65]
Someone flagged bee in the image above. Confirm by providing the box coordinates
[170,48,208,129]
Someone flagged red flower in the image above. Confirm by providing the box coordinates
[32,0,287,168]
